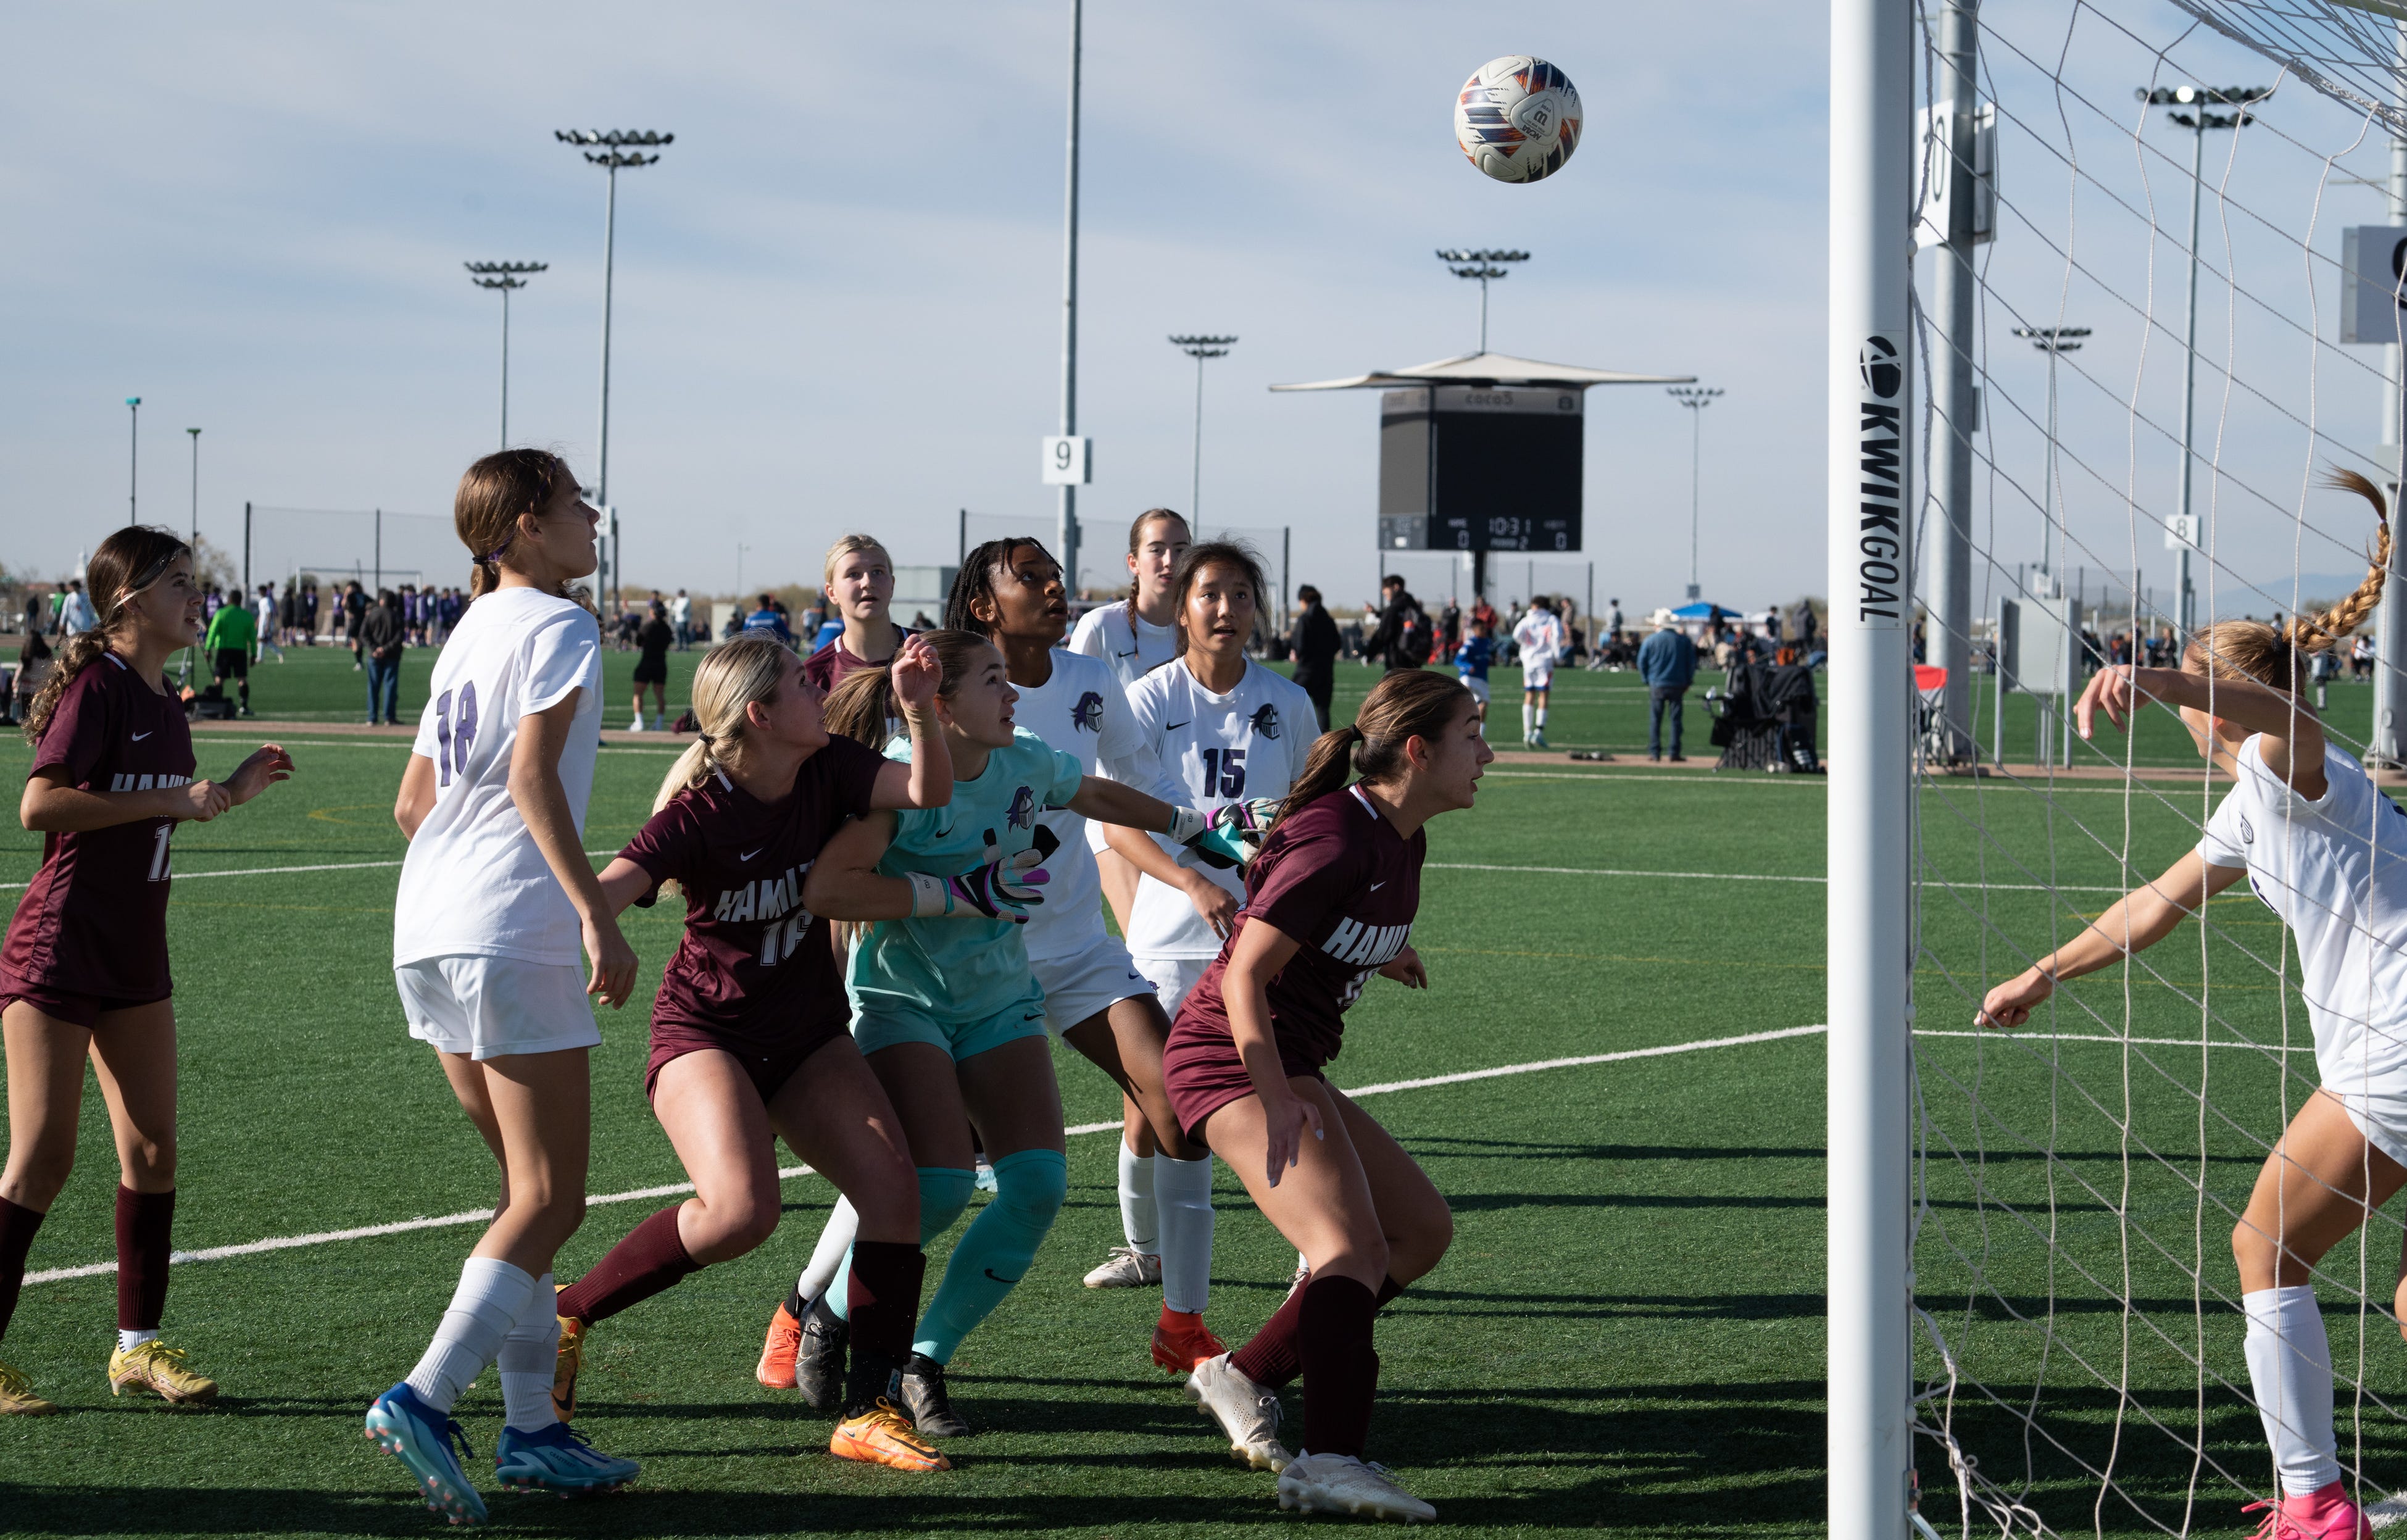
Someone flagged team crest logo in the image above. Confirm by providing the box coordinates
[1249,702,1282,741]
[1006,786,1037,830]
[1072,691,1105,733]
[2239,815,2255,845]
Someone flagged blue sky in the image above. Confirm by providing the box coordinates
[2,1,1829,614]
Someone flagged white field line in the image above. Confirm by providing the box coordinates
[1,850,618,893]
[1427,861,2124,894]
[26,1022,1831,1288]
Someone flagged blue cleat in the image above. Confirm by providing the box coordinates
[365,1382,487,1527]
[494,1420,641,1494]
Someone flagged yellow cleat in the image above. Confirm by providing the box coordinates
[0,1359,59,1415]
[107,1340,218,1404]
[553,1313,584,1423]
[830,1398,952,1472]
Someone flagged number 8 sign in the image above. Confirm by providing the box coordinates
[1039,435,1091,486]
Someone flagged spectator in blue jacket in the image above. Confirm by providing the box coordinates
[741,593,796,647]
[1637,609,1700,762]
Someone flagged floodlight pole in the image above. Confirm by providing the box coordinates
[1057,0,1083,592]
[1170,335,1236,522]
[2010,325,2089,591]
[1827,1,1913,1537]
[1930,0,1979,765]
[1668,388,1721,601]
[1435,249,1528,352]
[467,261,547,448]
[558,129,672,615]
[126,397,141,522]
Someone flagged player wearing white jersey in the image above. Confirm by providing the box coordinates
[1511,597,1566,747]
[368,452,642,1523]
[1068,509,1191,932]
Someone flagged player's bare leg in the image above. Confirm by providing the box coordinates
[0,1001,99,1414]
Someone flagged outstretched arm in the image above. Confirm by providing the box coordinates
[868,635,952,810]
[1976,849,2247,1028]
[2077,664,2325,794]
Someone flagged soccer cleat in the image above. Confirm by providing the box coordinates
[973,1154,998,1193]
[493,1420,640,1494]
[831,1397,952,1471]
[2245,1481,2374,1539]
[897,1352,971,1438]
[552,1313,584,1423]
[107,1339,218,1404]
[1151,1307,1228,1374]
[0,1359,59,1416]
[1530,730,1549,749]
[1185,1352,1291,1472]
[1277,1452,1436,1524]
[756,1302,802,1391]
[793,1297,847,1412]
[365,1381,488,1527]
[1083,1244,1162,1290]
[1289,1254,1312,1296]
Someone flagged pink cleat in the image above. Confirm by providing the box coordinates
[2244,1481,2372,1540]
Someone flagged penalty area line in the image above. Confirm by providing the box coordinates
[25,1022,1832,1288]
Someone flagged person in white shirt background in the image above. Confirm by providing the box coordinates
[1510,596,1566,748]
[253,583,284,664]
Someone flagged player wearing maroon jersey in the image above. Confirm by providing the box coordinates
[546,634,954,1472]
[802,535,916,693]
[0,526,292,1416]
[1166,668,1489,1523]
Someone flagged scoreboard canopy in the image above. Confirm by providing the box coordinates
[1378,385,1582,552]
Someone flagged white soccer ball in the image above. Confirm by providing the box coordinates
[1453,56,1582,184]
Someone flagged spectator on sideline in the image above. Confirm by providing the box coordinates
[1287,583,1342,732]
[1361,575,1429,673]
[300,583,320,644]
[1639,607,1699,763]
[254,583,285,663]
[59,580,97,636]
[670,588,692,649]
[358,588,407,725]
[741,592,794,647]
[629,602,673,731]
[203,591,257,717]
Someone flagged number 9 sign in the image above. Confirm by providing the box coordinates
[1040,435,1092,486]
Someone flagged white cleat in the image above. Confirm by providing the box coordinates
[1185,1352,1291,1473]
[1277,1452,1436,1523]
[1081,1244,1161,1289]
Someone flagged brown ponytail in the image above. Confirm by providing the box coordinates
[1274,667,1474,830]
[22,525,190,748]
[455,449,573,600]
[2187,468,2392,695]
[821,629,995,748]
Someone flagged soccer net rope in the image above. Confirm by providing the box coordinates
[1901,1,2407,1533]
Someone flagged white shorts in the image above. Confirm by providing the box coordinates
[1134,954,1214,1021]
[1523,662,1554,691]
[1460,676,1490,707]
[396,955,601,1062]
[1033,937,1155,1036]
[2323,1076,2407,1168]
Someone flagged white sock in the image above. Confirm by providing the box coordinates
[1154,1154,1215,1313]
[1120,1141,1159,1254]
[495,1272,559,1433]
[1520,702,1534,739]
[405,1256,538,1414]
[797,1197,860,1305]
[117,1328,159,1354]
[1535,704,1549,729]
[2243,1285,2343,1496]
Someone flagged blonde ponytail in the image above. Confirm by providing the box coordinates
[2189,468,2392,695]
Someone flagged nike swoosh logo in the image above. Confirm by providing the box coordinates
[131,731,152,741]
[983,1268,1023,1284]
[1024,1011,1045,1022]
[739,847,765,862]
[1166,720,1191,731]
[1369,881,1386,891]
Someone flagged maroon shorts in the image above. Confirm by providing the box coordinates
[0,979,171,1029]
[1162,1016,1323,1148]
[643,1017,849,1106]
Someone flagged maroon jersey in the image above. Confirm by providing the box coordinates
[2,653,196,1002]
[801,625,917,694]
[618,736,885,1053]
[1175,784,1424,1071]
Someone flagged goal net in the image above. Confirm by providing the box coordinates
[1892,1,2407,1534]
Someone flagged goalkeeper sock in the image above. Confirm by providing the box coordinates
[1119,1140,1158,1254]
[913,1149,1065,1363]
[2243,1285,2343,1496]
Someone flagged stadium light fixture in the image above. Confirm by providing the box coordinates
[1666,387,1724,601]
[2011,325,2092,588]
[1434,248,1529,352]
[555,129,672,615]
[1168,335,1237,523]
[126,396,141,522]
[465,261,548,449]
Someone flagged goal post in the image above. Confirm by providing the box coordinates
[1827,0,1917,1536]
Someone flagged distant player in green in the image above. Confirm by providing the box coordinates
[800,628,1250,1439]
[202,599,257,717]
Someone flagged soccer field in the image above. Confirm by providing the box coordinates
[0,670,2389,1536]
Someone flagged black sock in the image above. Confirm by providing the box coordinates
[784,1282,810,1321]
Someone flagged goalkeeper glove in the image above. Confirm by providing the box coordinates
[908,827,1059,923]
[1163,799,1282,870]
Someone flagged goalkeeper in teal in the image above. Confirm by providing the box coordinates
[802,629,1252,1438]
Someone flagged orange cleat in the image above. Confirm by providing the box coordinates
[831,1398,952,1471]
[1151,1307,1228,1375]
[757,1302,802,1391]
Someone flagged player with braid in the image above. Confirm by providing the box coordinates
[1978,472,2398,1540]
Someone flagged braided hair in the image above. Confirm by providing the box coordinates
[945,536,1055,636]
[2188,468,2392,696]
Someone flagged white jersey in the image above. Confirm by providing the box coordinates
[2197,735,2407,1090]
[1010,648,1151,962]
[1114,657,1320,960]
[1070,601,1180,691]
[1513,609,1564,670]
[394,587,603,968]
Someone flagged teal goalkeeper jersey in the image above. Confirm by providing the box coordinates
[847,727,1087,1025]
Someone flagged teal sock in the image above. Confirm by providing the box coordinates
[829,1167,974,1323]
[912,1149,1066,1363]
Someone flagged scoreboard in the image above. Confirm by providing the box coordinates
[1376,385,1583,553]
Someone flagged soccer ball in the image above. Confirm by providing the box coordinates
[1453,56,1581,184]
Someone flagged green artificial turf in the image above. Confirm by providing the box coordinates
[0,657,2388,1536]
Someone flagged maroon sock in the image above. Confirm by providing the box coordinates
[841,1241,926,1413]
[552,1204,698,1326]
[1231,1280,1308,1388]
[1296,1275,1380,1460]
[1377,1275,1403,1309]
[115,1187,175,1332]
[0,1197,46,1342]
